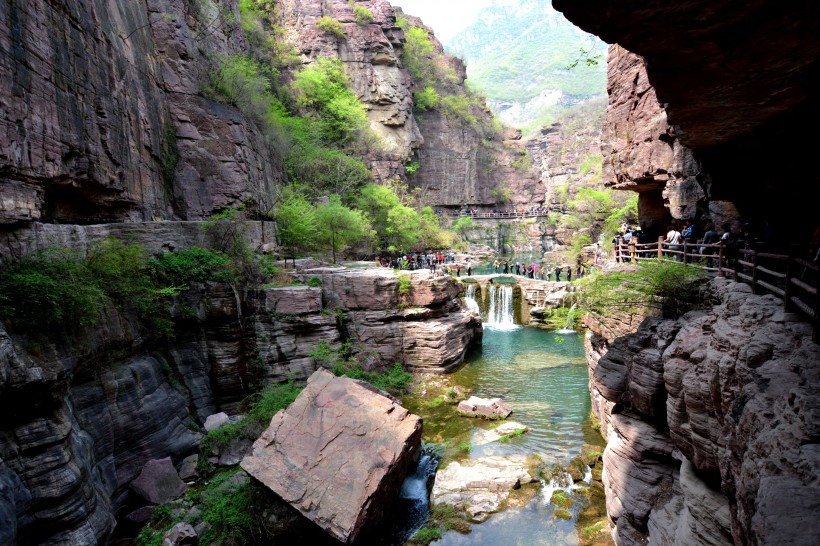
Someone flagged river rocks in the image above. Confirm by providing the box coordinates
[584,278,820,545]
[203,412,229,432]
[130,457,187,505]
[162,522,197,546]
[457,396,513,419]
[472,422,529,446]
[241,369,422,544]
[431,455,537,522]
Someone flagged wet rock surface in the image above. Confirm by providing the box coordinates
[431,454,537,522]
[241,369,422,544]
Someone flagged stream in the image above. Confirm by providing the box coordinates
[402,285,607,545]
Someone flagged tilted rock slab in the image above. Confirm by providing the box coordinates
[241,369,422,544]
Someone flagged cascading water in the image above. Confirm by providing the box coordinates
[381,447,440,545]
[464,284,481,314]
[556,303,577,334]
[486,285,518,330]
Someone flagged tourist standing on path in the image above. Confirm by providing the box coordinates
[456,264,461,277]
[555,266,562,281]
[665,224,682,259]
[567,267,572,282]
[467,265,473,276]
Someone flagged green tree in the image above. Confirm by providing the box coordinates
[315,195,370,263]
[292,58,368,144]
[273,194,318,256]
[353,6,374,25]
[413,86,440,111]
[385,204,421,252]
[316,16,345,38]
[401,26,436,82]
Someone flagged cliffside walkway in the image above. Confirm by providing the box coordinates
[441,211,551,220]
[616,238,820,340]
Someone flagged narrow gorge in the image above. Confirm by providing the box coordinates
[1,1,819,545]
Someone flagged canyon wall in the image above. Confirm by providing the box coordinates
[554,0,820,243]
[0,266,480,544]
[584,279,820,545]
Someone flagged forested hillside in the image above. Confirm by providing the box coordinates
[447,0,607,131]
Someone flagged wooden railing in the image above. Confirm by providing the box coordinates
[614,238,820,340]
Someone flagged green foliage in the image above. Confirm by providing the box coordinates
[413,85,440,111]
[570,233,593,263]
[405,160,421,175]
[0,248,106,336]
[286,143,371,198]
[397,274,412,295]
[448,3,606,129]
[149,247,234,287]
[551,490,574,509]
[451,216,474,237]
[199,471,258,545]
[292,58,368,144]
[402,26,436,81]
[511,150,532,172]
[201,382,303,455]
[314,195,371,263]
[273,194,318,256]
[544,304,582,330]
[554,508,573,520]
[491,185,513,204]
[316,16,345,37]
[307,276,323,287]
[578,153,603,178]
[440,94,477,126]
[576,260,707,319]
[333,362,413,395]
[409,527,443,545]
[160,124,179,184]
[458,442,472,453]
[353,5,374,24]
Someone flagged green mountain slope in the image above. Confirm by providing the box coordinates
[446,0,607,131]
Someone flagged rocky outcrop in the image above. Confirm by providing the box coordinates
[598,47,706,237]
[431,454,537,522]
[584,278,820,545]
[241,368,422,545]
[553,0,820,242]
[0,262,478,544]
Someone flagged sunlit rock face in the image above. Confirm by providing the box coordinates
[242,369,422,545]
[584,278,820,545]
[554,0,820,241]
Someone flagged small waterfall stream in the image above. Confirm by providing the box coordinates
[486,285,518,330]
[382,449,440,545]
[556,303,577,334]
[464,284,481,314]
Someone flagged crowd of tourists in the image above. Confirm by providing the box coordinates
[436,207,550,217]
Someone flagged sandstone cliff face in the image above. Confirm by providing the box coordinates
[0,0,284,226]
[553,0,820,241]
[0,265,479,544]
[584,279,820,545]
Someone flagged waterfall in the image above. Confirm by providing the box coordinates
[486,285,518,330]
[556,303,577,334]
[385,449,440,544]
[464,284,481,314]
[541,471,575,504]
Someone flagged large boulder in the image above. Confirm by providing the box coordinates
[241,369,422,544]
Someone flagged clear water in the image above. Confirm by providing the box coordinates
[407,327,605,546]
[452,328,592,461]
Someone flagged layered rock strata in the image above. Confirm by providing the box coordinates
[0,265,479,544]
[241,368,422,544]
[584,278,820,545]
[554,0,820,240]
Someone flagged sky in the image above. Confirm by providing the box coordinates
[389,0,493,44]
